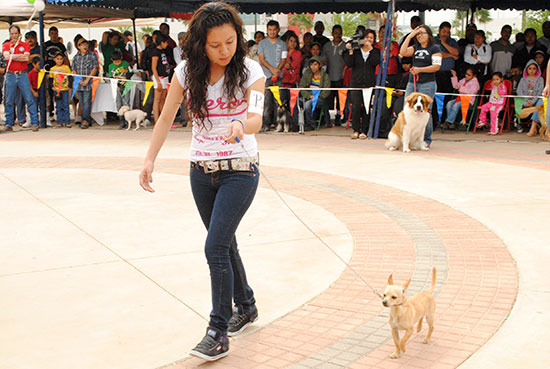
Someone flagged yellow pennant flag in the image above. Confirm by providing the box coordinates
[143,81,154,106]
[268,86,282,106]
[543,97,548,121]
[37,70,46,89]
[384,88,394,109]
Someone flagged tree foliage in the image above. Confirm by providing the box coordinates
[524,10,550,39]
[289,13,314,35]
[452,9,492,39]
[329,12,371,38]
[139,26,156,38]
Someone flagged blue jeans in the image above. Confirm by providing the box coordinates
[190,163,259,333]
[4,72,38,127]
[304,97,326,129]
[76,90,92,124]
[529,98,544,123]
[445,99,462,124]
[116,85,131,110]
[15,88,26,124]
[405,80,437,145]
[55,90,70,126]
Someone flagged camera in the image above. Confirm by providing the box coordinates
[349,30,366,50]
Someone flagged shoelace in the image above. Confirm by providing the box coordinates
[196,335,217,349]
[229,310,246,325]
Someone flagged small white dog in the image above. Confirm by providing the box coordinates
[385,92,432,153]
[118,106,149,131]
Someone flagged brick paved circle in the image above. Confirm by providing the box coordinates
[0,154,518,369]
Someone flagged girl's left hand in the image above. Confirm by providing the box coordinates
[223,120,244,144]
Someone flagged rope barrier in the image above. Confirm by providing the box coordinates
[43,69,548,101]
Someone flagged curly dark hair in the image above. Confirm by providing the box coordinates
[182,2,248,129]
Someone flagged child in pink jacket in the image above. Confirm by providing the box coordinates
[443,67,480,128]
[477,72,507,135]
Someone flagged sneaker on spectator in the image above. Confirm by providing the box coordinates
[74,115,82,123]
[228,305,258,337]
[31,125,39,132]
[189,327,229,361]
[46,116,53,127]
[2,125,13,132]
[21,122,32,129]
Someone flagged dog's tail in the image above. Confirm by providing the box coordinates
[428,267,437,294]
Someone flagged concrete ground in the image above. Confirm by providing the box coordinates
[0,124,549,369]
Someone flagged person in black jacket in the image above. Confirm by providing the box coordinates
[512,28,547,74]
[343,29,380,139]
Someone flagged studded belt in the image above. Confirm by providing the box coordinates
[7,70,27,75]
[192,154,259,174]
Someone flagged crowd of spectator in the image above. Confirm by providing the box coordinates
[1,18,549,139]
[248,18,550,141]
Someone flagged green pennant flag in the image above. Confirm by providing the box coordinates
[122,81,136,97]
[514,97,524,120]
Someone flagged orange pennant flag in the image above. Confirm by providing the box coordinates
[56,74,64,95]
[91,77,100,101]
[289,89,300,115]
[338,90,348,116]
[460,95,471,124]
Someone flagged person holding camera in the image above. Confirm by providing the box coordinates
[343,29,380,139]
[400,25,442,146]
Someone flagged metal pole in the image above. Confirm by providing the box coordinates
[369,0,394,138]
[374,1,394,138]
[132,16,139,66]
[39,11,46,128]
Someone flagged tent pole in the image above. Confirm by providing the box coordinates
[39,10,46,129]
[132,16,139,66]
[369,0,394,138]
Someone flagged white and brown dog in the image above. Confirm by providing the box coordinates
[382,267,437,359]
[118,106,149,131]
[385,92,433,153]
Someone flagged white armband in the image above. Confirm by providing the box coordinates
[248,90,264,116]
[432,55,442,66]
[282,51,288,59]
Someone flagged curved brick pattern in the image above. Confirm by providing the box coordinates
[0,156,518,369]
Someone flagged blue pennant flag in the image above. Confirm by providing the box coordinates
[435,93,444,122]
[311,90,321,112]
[72,76,82,100]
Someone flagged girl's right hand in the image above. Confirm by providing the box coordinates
[139,161,155,192]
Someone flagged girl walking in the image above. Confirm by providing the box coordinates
[139,2,265,361]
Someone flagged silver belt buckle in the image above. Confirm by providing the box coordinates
[202,161,218,173]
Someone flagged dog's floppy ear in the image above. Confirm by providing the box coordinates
[423,95,433,107]
[388,274,394,285]
[405,93,416,105]
[402,278,411,290]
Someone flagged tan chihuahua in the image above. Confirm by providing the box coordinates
[382,267,436,359]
